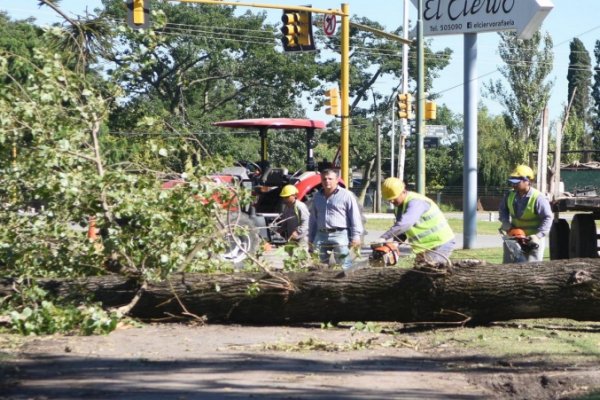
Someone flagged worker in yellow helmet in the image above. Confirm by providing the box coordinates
[278,184,309,247]
[379,177,455,264]
[499,165,553,263]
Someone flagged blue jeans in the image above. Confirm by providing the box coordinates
[314,230,352,269]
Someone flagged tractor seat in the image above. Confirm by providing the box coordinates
[261,167,289,186]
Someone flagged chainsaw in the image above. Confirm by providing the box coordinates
[369,241,402,266]
[499,227,539,262]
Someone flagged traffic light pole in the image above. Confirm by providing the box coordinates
[340,3,350,185]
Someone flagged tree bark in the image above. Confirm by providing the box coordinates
[3,259,600,324]
[357,157,375,207]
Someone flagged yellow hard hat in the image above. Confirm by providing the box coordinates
[280,184,298,198]
[509,165,535,182]
[382,177,405,201]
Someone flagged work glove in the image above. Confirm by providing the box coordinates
[528,234,541,244]
[500,221,512,232]
[377,237,393,243]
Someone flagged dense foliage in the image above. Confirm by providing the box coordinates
[567,38,592,124]
[0,24,252,334]
[590,40,600,147]
[485,31,554,149]
[1,1,565,334]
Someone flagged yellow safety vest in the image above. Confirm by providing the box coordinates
[507,189,541,236]
[395,192,454,253]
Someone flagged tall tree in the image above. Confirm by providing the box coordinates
[567,38,592,124]
[561,115,588,163]
[99,0,319,171]
[485,31,554,148]
[477,105,519,186]
[0,12,44,84]
[591,40,600,145]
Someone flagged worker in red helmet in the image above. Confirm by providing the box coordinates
[499,165,553,263]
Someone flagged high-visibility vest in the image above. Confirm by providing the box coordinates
[507,189,541,236]
[395,192,454,253]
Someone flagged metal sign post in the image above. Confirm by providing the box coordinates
[409,0,554,249]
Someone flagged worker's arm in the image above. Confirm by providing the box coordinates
[347,193,363,244]
[308,201,317,244]
[294,202,310,239]
[498,192,511,223]
[534,196,553,238]
[380,199,430,240]
[498,192,512,231]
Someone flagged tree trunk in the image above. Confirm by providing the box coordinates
[3,259,600,324]
[357,157,375,207]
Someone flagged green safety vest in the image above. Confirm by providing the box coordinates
[507,189,541,236]
[395,192,454,253]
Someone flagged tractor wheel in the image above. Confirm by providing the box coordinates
[569,214,598,258]
[220,213,260,267]
[549,218,570,260]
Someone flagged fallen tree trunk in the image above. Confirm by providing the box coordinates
[3,259,600,324]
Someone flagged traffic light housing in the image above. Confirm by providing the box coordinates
[325,88,339,116]
[425,100,437,120]
[281,8,315,52]
[396,93,413,120]
[127,0,150,30]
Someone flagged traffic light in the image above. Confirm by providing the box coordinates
[325,88,339,116]
[127,0,150,30]
[425,100,437,120]
[396,93,413,120]
[280,9,315,52]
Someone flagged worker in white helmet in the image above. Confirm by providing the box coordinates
[379,177,455,264]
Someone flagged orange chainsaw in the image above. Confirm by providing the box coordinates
[499,227,539,262]
[369,241,402,266]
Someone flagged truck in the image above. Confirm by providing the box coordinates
[549,158,600,260]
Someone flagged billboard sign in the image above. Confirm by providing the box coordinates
[411,0,554,39]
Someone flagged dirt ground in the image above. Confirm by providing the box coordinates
[2,323,600,400]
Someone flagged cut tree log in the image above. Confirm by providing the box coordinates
[3,259,600,324]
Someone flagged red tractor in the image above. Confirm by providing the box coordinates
[191,118,347,265]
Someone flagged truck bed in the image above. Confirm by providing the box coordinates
[552,196,600,213]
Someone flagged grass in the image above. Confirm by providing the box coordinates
[451,247,504,264]
[416,319,600,365]
[366,218,501,235]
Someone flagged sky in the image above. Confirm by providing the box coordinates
[3,0,600,124]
